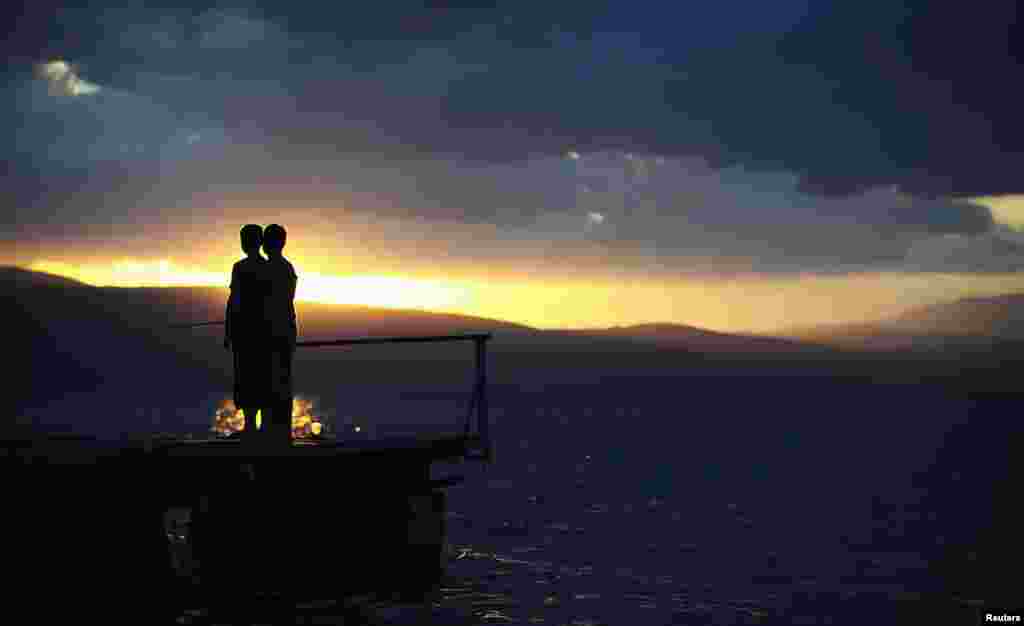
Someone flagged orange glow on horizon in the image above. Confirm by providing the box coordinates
[28,257,474,312]
[22,257,1024,334]
[297,271,472,311]
[30,258,225,288]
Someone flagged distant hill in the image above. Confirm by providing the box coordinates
[87,284,535,339]
[884,293,1024,339]
[4,267,229,437]
[4,266,847,363]
[568,322,830,354]
[780,293,1024,349]
[0,265,89,288]
[7,266,1024,438]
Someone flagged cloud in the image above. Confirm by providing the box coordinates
[904,229,1024,274]
[969,195,1024,232]
[35,60,101,96]
[6,147,1019,282]
[11,4,1024,199]
[7,2,1024,281]
[113,12,190,50]
[94,7,295,65]
[477,152,1012,275]
[296,151,994,276]
[196,10,289,50]
[17,61,230,171]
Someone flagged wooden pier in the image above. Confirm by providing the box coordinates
[7,332,493,621]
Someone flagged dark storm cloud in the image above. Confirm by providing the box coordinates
[5,2,1024,276]
[764,2,1024,197]
[905,227,1024,274]
[504,155,1011,275]
[257,2,1024,198]
[12,2,1020,194]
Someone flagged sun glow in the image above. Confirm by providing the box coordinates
[28,258,472,312]
[23,256,1024,334]
[29,259,224,288]
[296,272,472,311]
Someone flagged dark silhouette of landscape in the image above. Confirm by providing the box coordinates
[10,265,1022,436]
[778,292,1024,349]
[7,265,1024,623]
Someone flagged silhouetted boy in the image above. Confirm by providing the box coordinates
[261,223,298,446]
[224,224,270,437]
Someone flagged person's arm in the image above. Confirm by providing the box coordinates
[289,264,298,337]
[224,265,236,349]
[288,266,297,306]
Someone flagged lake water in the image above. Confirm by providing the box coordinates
[419,378,1010,625]
[22,374,1014,624]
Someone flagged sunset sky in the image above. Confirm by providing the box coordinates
[5,3,1024,333]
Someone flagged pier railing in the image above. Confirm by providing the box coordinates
[295,332,492,462]
[169,320,494,462]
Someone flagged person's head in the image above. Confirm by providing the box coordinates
[239,224,263,256]
[263,223,287,255]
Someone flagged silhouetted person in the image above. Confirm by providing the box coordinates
[223,224,270,437]
[261,223,298,446]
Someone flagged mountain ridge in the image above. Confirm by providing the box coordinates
[779,291,1024,348]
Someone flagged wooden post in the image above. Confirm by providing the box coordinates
[476,336,491,463]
